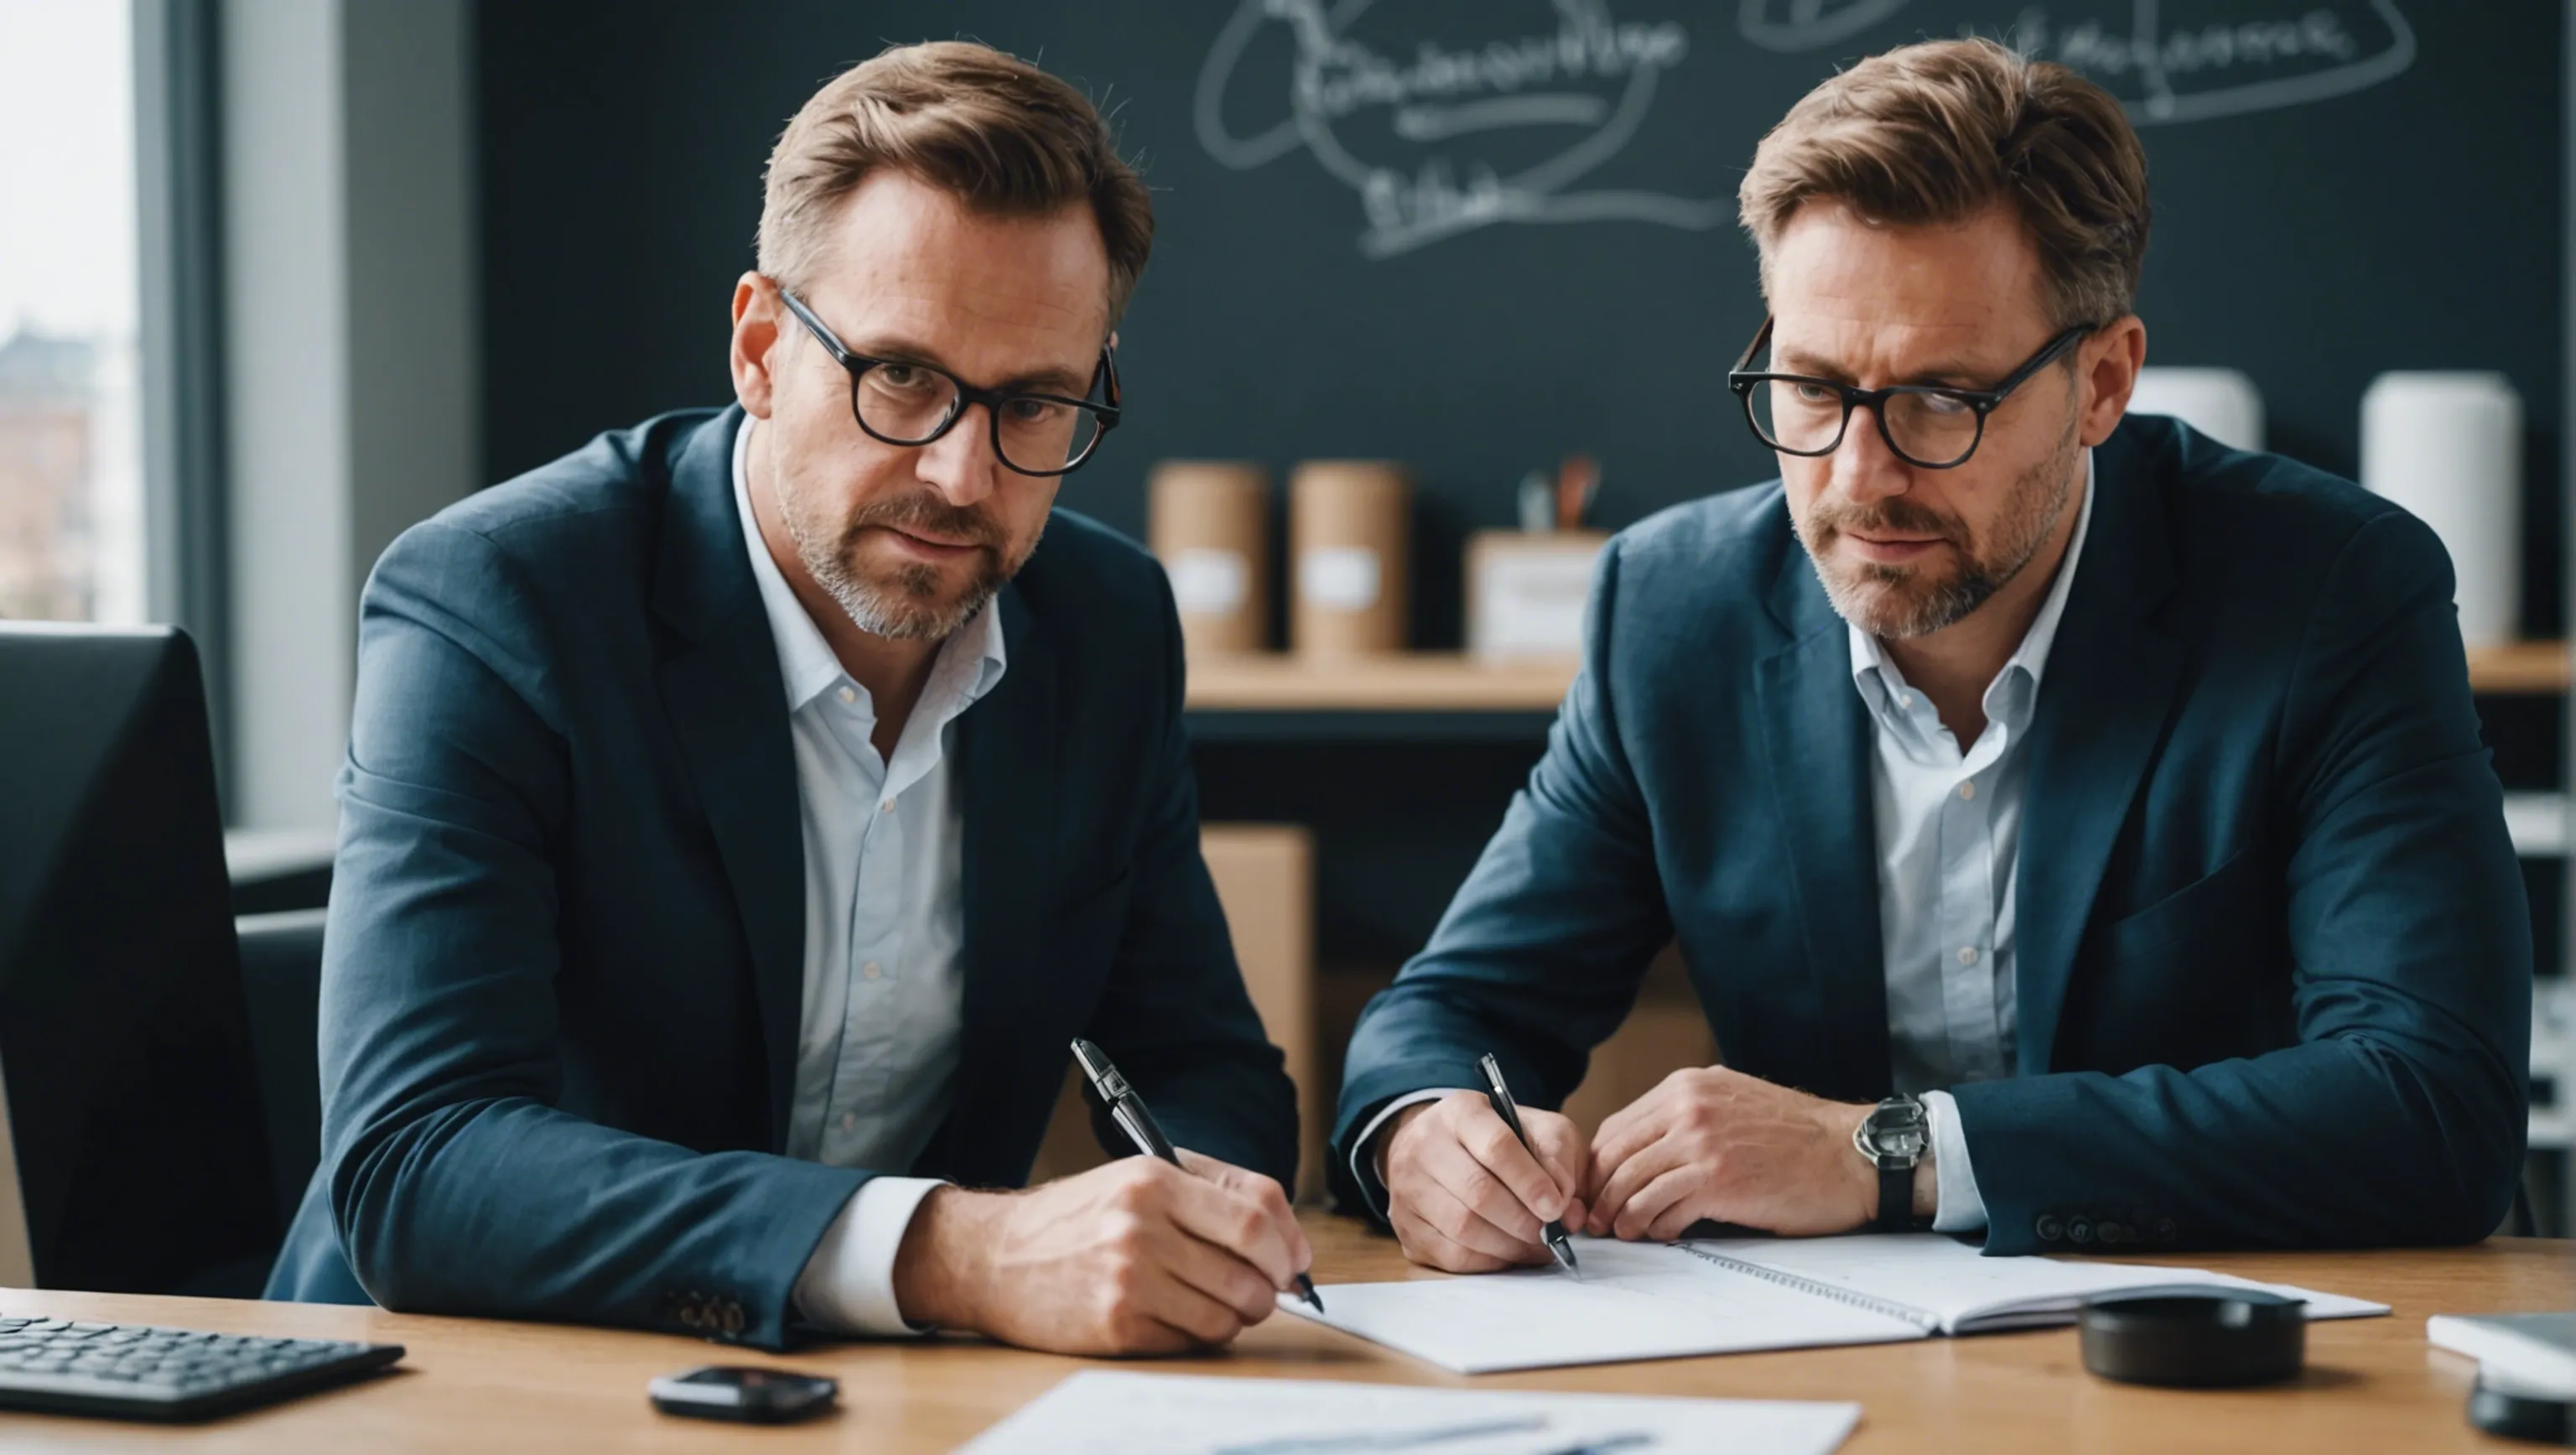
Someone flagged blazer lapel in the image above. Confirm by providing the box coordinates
[921,585,1055,1185]
[2013,429,2184,1074]
[1753,546,1892,1101]
[650,408,807,1150]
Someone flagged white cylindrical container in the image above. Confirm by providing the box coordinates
[2360,372,2523,649]
[2127,367,2264,453]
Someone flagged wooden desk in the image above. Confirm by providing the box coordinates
[0,1219,2564,1452]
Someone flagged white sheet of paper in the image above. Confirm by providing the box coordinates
[1279,1236,1926,1374]
[954,1370,1862,1455]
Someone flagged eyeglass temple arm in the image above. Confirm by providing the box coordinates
[1729,316,1774,377]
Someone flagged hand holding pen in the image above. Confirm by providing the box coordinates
[1370,1068,1590,1276]
[1073,1040,1325,1313]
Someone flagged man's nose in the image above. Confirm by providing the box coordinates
[1830,402,1914,506]
[912,403,1001,508]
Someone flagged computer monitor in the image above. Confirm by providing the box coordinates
[0,623,276,1292]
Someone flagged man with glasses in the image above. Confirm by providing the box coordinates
[1341,38,2528,1266]
[266,42,1310,1355]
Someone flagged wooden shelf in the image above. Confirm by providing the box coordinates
[1186,653,1576,713]
[1184,642,2568,715]
[2469,642,2568,694]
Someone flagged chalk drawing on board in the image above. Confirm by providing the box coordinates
[1195,0,1732,259]
[1735,0,2416,124]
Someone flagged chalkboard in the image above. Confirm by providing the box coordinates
[477,0,2563,642]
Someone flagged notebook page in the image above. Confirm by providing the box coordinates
[1280,1236,1928,1373]
[1686,1234,2387,1333]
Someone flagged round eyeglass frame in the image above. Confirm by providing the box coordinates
[1725,315,2093,470]
[776,283,1122,477]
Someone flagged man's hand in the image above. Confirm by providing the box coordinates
[1378,1090,1588,1273]
[1585,1066,1927,1241]
[890,1149,1311,1355]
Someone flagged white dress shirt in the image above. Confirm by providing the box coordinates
[1855,450,2093,1233]
[728,418,1005,1335]
[1352,453,2096,1235]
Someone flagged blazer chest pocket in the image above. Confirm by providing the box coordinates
[2085,844,2288,1068]
[2101,843,2271,967]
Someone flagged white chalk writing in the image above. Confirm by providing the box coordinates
[1196,0,1728,259]
[1737,1,2417,123]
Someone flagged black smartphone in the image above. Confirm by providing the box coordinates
[647,1365,840,1424]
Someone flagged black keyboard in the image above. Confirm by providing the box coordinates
[0,1315,404,1421]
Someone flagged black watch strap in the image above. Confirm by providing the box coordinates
[1877,1162,1914,1232]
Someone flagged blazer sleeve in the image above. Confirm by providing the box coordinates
[1951,509,2532,1251]
[1329,538,1676,1217]
[1075,572,1299,1187]
[319,521,865,1350]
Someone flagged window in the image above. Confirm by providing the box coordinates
[0,0,144,624]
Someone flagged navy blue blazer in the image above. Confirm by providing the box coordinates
[266,408,1296,1347]
[1334,414,2530,1253]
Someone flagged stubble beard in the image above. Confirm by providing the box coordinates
[1799,417,2080,642]
[772,465,1041,642]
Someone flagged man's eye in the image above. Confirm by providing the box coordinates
[1005,398,1067,425]
[1791,382,1838,405]
[875,364,937,392]
[1917,392,1972,416]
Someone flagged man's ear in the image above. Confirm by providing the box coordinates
[2078,315,2148,449]
[730,273,783,420]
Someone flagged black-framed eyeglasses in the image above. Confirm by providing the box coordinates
[776,284,1122,477]
[1726,315,2092,470]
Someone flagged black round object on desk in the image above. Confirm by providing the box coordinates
[2078,1291,2307,1387]
[2468,1376,2576,1445]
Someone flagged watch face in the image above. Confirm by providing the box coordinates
[1866,1101,1929,1160]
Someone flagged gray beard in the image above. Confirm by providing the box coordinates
[771,471,1039,644]
[1805,423,2079,642]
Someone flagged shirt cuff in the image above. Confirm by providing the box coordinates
[1347,1088,1462,1222]
[1921,1089,1987,1234]
[792,1175,948,1336]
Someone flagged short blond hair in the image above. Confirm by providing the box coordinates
[1739,38,2150,330]
[756,41,1153,325]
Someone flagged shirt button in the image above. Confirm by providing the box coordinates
[836,686,855,704]
[1958,946,1980,966]
[839,1111,857,1133]
[1900,692,1916,709]
[1957,781,1976,802]
[880,799,895,813]
[862,962,883,981]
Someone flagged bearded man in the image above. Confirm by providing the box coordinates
[1339,38,2529,1265]
[266,42,1308,1355]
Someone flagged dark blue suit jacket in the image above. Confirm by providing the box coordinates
[266,408,1296,1345]
[1334,414,2529,1253]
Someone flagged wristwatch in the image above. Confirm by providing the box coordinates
[1853,1094,1929,1232]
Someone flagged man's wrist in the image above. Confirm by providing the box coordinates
[1832,1102,1937,1225]
[1375,1100,1437,1182]
[888,1185,993,1331]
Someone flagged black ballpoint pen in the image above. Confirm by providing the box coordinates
[1070,1038,1326,1314]
[1478,1052,1581,1278]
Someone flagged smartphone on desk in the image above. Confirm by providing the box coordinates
[648,1365,839,1424]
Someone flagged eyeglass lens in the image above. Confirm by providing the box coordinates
[1747,380,1983,468]
[852,364,1104,474]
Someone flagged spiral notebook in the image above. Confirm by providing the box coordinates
[1285,1234,2387,1374]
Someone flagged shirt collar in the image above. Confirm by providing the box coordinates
[729,414,1009,715]
[1847,447,2096,715]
